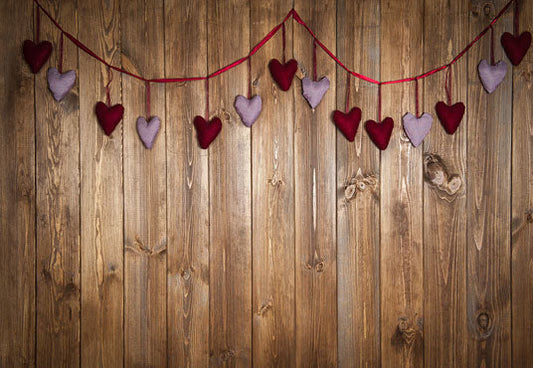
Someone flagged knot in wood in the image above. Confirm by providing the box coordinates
[180,268,191,280]
[344,172,377,202]
[477,312,490,331]
[219,349,235,362]
[315,261,324,272]
[526,211,533,223]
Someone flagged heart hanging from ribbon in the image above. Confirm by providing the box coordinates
[268,58,298,91]
[302,76,330,109]
[477,59,507,94]
[435,101,465,135]
[501,31,531,66]
[365,117,394,150]
[136,116,161,149]
[402,112,433,147]
[23,40,53,74]
[332,107,361,142]
[47,67,76,101]
[193,116,222,149]
[234,95,262,127]
[95,102,124,136]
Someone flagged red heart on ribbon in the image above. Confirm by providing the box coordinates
[501,31,531,66]
[435,101,465,135]
[268,58,298,91]
[365,117,394,150]
[333,107,362,142]
[193,116,222,149]
[95,102,124,136]
[23,40,53,74]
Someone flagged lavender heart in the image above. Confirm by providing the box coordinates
[402,112,433,147]
[136,116,161,149]
[478,59,507,94]
[47,67,76,101]
[234,95,262,127]
[302,76,329,109]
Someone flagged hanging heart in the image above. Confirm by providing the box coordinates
[22,40,53,74]
[47,67,76,101]
[302,76,330,109]
[95,102,124,136]
[136,116,161,149]
[365,117,394,150]
[234,95,262,127]
[332,107,361,142]
[402,112,433,147]
[435,101,465,135]
[477,59,507,93]
[501,31,531,66]
[193,116,222,149]
[268,58,298,91]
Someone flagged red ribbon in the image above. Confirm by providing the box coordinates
[345,72,350,113]
[414,78,419,117]
[146,81,151,118]
[59,32,64,73]
[444,65,453,106]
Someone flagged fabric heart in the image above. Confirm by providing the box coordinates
[234,95,262,127]
[365,117,394,150]
[302,76,330,109]
[435,101,465,135]
[402,112,433,147]
[47,67,76,101]
[501,31,531,66]
[477,59,507,93]
[332,107,361,142]
[268,58,298,91]
[95,102,124,136]
[136,116,161,149]
[23,40,53,74]
[193,116,222,149]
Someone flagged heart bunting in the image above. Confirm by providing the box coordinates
[193,116,222,149]
[501,31,531,66]
[332,107,361,142]
[402,113,433,147]
[23,40,52,74]
[365,117,394,150]
[137,116,161,149]
[95,102,124,136]
[435,101,465,135]
[269,59,298,91]
[234,95,262,127]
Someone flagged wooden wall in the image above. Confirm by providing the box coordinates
[1,0,531,366]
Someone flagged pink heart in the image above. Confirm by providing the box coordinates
[302,76,329,109]
[477,59,507,94]
[402,112,433,147]
[234,95,262,127]
[47,67,76,101]
[136,116,161,149]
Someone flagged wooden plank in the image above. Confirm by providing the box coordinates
[336,0,381,366]
[422,0,468,366]
[0,0,36,366]
[293,0,337,366]
[466,0,512,367]
[206,0,252,366]
[78,0,124,366]
[250,2,295,367]
[379,0,424,366]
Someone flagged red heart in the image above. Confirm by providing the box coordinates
[268,58,298,91]
[365,117,394,150]
[193,116,222,149]
[501,31,531,66]
[435,101,465,135]
[95,102,124,136]
[23,40,53,74]
[332,107,362,142]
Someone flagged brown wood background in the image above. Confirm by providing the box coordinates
[1,0,532,366]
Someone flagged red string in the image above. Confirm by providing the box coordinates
[514,0,520,36]
[444,65,452,105]
[345,72,350,113]
[59,32,64,73]
[35,5,40,43]
[490,26,495,65]
[377,84,382,122]
[312,39,317,81]
[105,67,113,106]
[146,81,151,118]
[247,56,252,98]
[414,78,419,117]
[282,22,286,63]
[205,78,209,120]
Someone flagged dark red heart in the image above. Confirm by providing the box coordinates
[435,101,465,135]
[95,102,124,136]
[501,31,531,66]
[365,117,394,150]
[332,107,362,142]
[23,40,53,74]
[268,58,298,91]
[193,116,222,149]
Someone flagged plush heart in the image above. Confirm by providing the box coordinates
[234,95,262,127]
[136,116,161,149]
[268,58,298,91]
[365,117,394,150]
[193,116,222,149]
[477,59,507,94]
[302,76,330,109]
[435,101,465,135]
[47,67,76,101]
[95,102,124,136]
[501,31,531,66]
[402,112,433,147]
[23,40,53,74]
[332,107,361,142]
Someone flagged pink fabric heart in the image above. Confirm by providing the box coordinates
[402,112,433,147]
[234,95,262,127]
[302,76,329,109]
[477,59,507,94]
[136,116,161,149]
[47,67,76,101]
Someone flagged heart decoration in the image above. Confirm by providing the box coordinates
[47,67,76,101]
[477,59,507,93]
[332,107,361,142]
[137,116,161,149]
[193,116,222,149]
[95,102,124,136]
[302,76,330,109]
[365,117,394,150]
[435,101,465,135]
[501,31,531,66]
[402,112,433,147]
[23,40,53,74]
[234,95,262,127]
[268,58,298,91]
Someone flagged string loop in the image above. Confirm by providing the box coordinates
[105,67,113,106]
[377,83,382,122]
[59,32,64,73]
[146,81,151,118]
[345,71,351,113]
[414,77,419,117]
[444,65,452,105]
